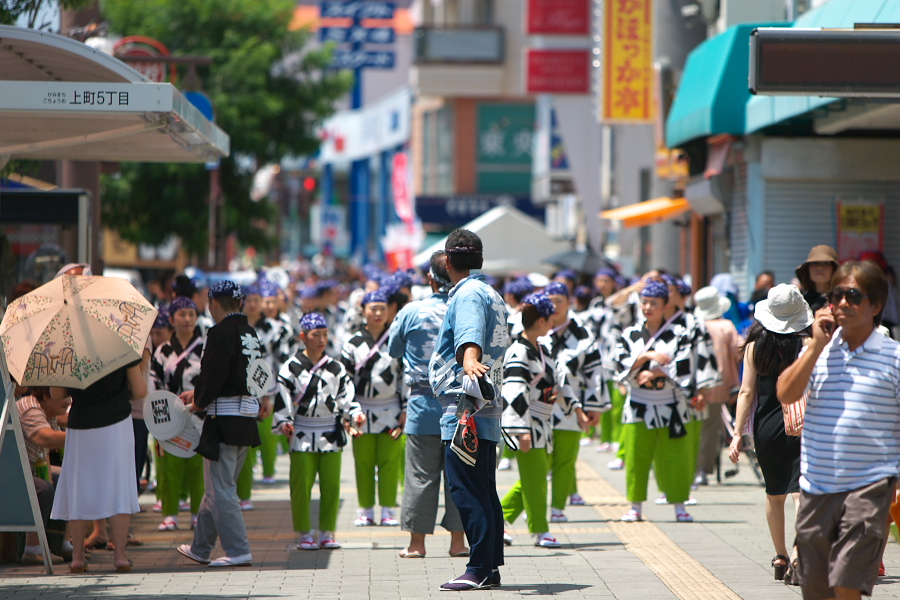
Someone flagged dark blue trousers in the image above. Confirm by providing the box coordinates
[444,441,505,579]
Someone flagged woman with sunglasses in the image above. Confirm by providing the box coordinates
[613,280,718,524]
[728,283,811,584]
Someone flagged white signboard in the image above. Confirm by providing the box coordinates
[0,81,174,113]
[318,86,410,163]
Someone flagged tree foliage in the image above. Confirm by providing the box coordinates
[0,0,92,28]
[100,0,353,258]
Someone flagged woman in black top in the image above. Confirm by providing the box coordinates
[796,245,838,313]
[728,284,813,584]
[49,362,146,573]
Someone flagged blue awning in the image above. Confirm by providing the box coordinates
[746,0,899,133]
[666,24,781,148]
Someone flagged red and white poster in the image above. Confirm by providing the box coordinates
[527,0,590,35]
[526,49,591,94]
[837,200,883,262]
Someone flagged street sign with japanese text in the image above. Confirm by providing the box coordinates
[319,1,395,19]
[331,48,395,69]
[527,0,590,35]
[602,0,654,123]
[0,81,171,113]
[526,49,590,94]
[320,26,395,45]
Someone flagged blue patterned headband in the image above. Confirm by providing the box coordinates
[242,283,261,297]
[300,312,328,331]
[299,285,321,299]
[258,279,281,298]
[169,296,197,314]
[521,292,556,318]
[209,280,244,300]
[153,306,171,329]
[641,280,670,299]
[596,268,617,279]
[362,290,389,306]
[676,279,692,297]
[545,281,570,297]
[556,269,577,281]
[504,278,534,297]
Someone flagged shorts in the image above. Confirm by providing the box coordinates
[795,476,896,599]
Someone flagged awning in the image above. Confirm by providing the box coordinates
[0,25,229,163]
[745,0,897,134]
[413,204,571,274]
[600,197,691,229]
[666,23,780,149]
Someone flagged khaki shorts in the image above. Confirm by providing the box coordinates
[795,477,896,599]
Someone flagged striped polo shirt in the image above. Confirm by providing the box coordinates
[801,328,900,495]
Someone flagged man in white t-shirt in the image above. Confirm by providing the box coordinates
[778,260,900,600]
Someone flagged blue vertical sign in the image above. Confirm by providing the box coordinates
[319,1,396,263]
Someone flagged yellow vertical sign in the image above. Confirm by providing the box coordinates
[602,0,654,123]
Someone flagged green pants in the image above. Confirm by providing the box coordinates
[501,447,550,534]
[352,433,401,508]
[623,421,692,504]
[657,418,703,494]
[502,444,515,460]
[397,433,407,494]
[610,384,626,460]
[289,451,342,533]
[159,451,204,516]
[237,443,255,501]
[551,430,582,510]
[256,413,279,478]
[601,383,624,446]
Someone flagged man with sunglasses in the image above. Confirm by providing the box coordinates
[778,261,900,600]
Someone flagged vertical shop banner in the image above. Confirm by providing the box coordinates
[476,103,536,194]
[392,151,414,225]
[602,0,654,123]
[837,201,884,262]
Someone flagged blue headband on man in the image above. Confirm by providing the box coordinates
[676,279,692,297]
[258,279,281,298]
[300,312,328,331]
[556,269,577,282]
[153,306,171,329]
[387,271,414,290]
[169,296,197,314]
[299,285,320,299]
[242,283,261,297]
[521,292,556,318]
[209,280,244,300]
[596,268,617,279]
[505,278,534,297]
[545,281,570,297]
[641,280,670,299]
[362,290,389,306]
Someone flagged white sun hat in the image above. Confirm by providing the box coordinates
[693,286,731,322]
[754,283,814,334]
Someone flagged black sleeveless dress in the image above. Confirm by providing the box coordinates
[753,371,801,495]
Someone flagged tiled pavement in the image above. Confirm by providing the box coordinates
[1,440,899,599]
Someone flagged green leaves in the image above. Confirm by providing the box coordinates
[99,0,353,257]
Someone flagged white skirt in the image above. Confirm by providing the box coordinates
[51,416,140,521]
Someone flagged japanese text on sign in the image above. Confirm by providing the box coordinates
[837,201,884,262]
[41,90,130,106]
[602,0,653,123]
[320,1,395,19]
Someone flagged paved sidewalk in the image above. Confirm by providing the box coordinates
[2,439,899,599]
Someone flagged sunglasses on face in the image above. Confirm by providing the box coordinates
[828,287,869,306]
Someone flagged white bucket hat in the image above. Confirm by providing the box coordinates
[754,283,814,334]
[693,286,731,322]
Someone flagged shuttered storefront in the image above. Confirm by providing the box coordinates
[764,181,900,286]
[722,162,750,299]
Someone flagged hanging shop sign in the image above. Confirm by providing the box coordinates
[526,49,591,94]
[601,0,654,123]
[837,200,884,262]
[318,86,411,163]
[527,0,591,35]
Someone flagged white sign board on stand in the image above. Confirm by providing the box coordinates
[0,357,54,574]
